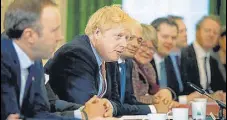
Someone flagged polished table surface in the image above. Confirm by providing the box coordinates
[118,102,226,120]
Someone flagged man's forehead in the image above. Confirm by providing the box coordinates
[201,19,220,28]
[158,23,176,31]
[176,20,186,28]
[41,6,60,20]
[132,28,142,37]
[158,25,177,33]
[40,6,61,27]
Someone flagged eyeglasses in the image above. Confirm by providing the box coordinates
[140,41,157,53]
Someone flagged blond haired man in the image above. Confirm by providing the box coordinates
[44,5,137,118]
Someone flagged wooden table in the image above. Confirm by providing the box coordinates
[119,103,226,120]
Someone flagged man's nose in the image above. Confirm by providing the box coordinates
[121,37,127,48]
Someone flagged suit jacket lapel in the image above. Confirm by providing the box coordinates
[150,60,159,84]
[83,36,100,89]
[189,45,201,88]
[125,59,132,89]
[165,56,180,92]
[2,40,21,105]
[23,61,42,102]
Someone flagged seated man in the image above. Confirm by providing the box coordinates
[44,5,136,117]
[1,32,106,120]
[1,0,105,120]
[150,17,206,104]
[164,15,188,97]
[180,15,226,104]
[1,31,107,120]
[106,23,179,116]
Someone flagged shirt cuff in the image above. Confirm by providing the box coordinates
[149,105,157,113]
[178,95,188,104]
[74,109,82,119]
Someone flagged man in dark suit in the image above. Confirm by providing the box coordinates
[150,17,179,96]
[1,31,106,120]
[45,81,85,117]
[44,5,135,117]
[179,15,226,104]
[164,15,188,96]
[1,0,105,120]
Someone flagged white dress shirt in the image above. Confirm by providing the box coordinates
[13,42,34,107]
[193,41,211,89]
[154,53,164,80]
[179,41,211,104]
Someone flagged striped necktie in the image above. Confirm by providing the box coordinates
[204,57,213,93]
[98,61,107,98]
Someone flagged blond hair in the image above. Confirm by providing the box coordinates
[85,4,136,35]
[141,24,158,49]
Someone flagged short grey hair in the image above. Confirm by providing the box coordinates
[196,15,221,31]
[4,0,57,39]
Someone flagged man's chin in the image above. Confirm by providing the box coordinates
[106,55,119,62]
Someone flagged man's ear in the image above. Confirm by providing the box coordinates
[21,28,36,44]
[94,28,102,40]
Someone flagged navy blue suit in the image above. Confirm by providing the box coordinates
[164,56,184,96]
[106,59,151,116]
[1,38,78,120]
[44,35,121,116]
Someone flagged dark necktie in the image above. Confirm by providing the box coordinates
[174,55,183,92]
[204,57,212,93]
[175,55,180,69]
[119,63,126,103]
[25,64,35,91]
[20,64,35,107]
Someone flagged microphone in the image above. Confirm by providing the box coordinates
[187,82,206,94]
[187,82,226,109]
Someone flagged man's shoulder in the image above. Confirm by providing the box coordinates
[1,52,14,81]
[181,44,195,57]
[1,44,14,68]
[54,35,94,58]
[44,35,97,74]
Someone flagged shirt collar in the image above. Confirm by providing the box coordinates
[13,41,34,69]
[170,51,181,57]
[90,41,102,67]
[118,58,125,64]
[154,52,164,64]
[193,40,210,58]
